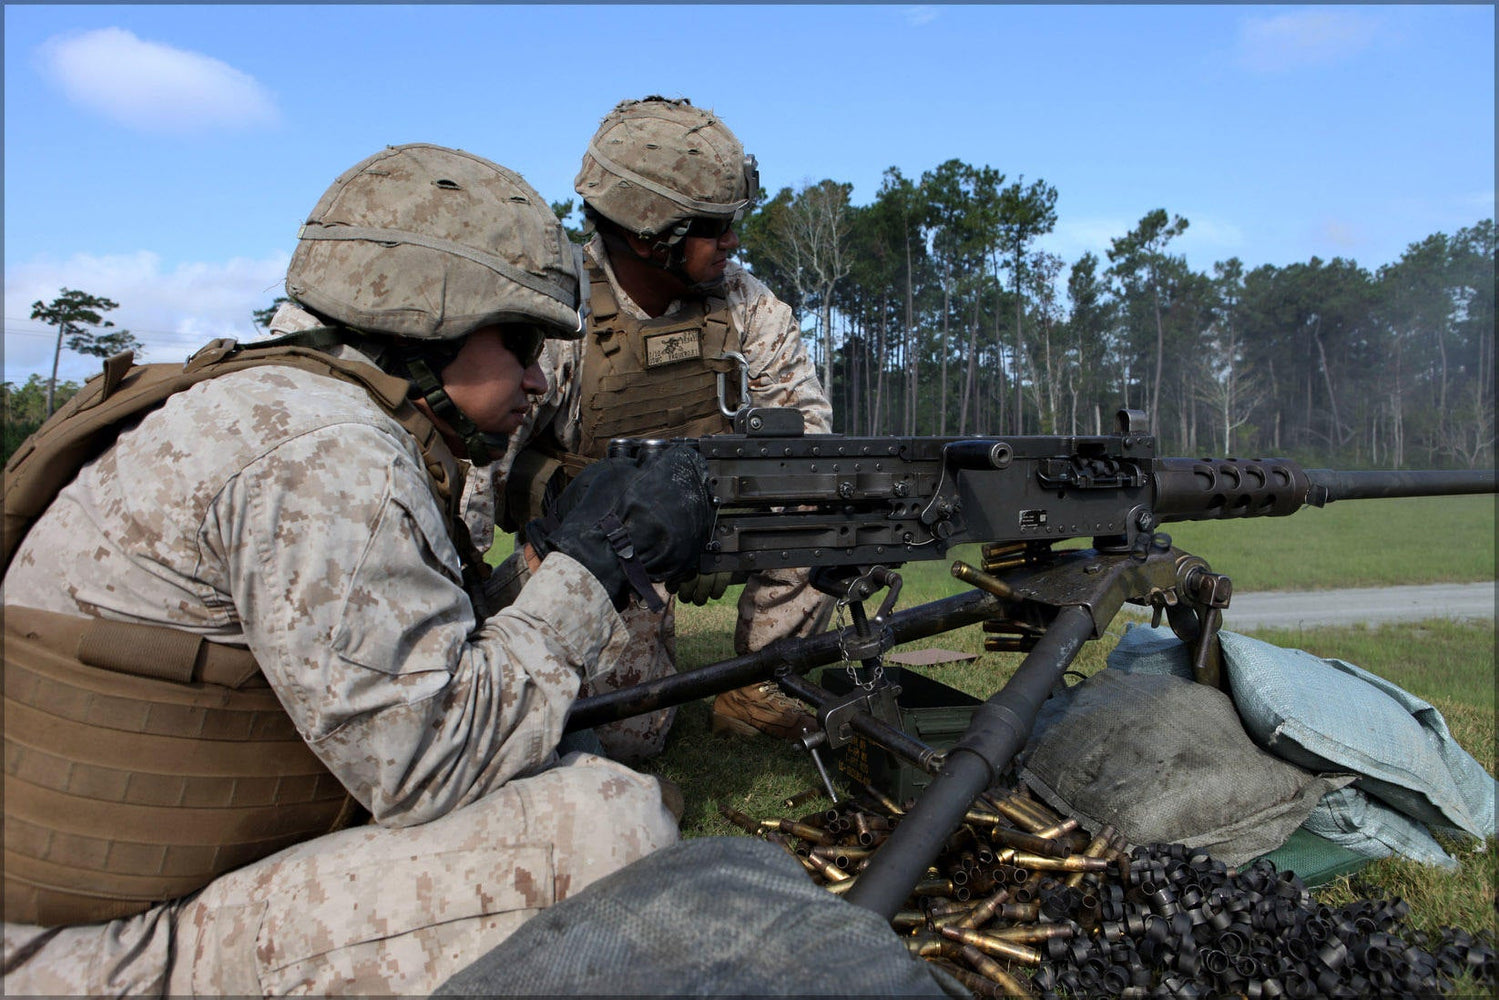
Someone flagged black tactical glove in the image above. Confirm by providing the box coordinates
[526,446,713,611]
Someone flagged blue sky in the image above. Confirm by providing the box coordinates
[4,4,1494,385]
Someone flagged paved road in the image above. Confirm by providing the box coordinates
[1215,581,1495,630]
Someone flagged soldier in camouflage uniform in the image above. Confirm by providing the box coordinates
[2,144,710,994]
[494,97,835,755]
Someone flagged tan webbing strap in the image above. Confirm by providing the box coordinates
[9,606,264,689]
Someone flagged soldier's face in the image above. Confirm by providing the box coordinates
[678,225,739,285]
[439,326,546,434]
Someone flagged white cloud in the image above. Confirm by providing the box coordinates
[904,6,939,28]
[1235,9,1381,73]
[37,27,279,132]
[5,250,289,386]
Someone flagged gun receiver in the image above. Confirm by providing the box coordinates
[607,408,1495,574]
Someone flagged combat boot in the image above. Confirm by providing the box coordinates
[711,681,815,740]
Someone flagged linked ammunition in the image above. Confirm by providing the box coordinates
[951,560,1017,600]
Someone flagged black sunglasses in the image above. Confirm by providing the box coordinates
[684,216,737,240]
[501,325,545,368]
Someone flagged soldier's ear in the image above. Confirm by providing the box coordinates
[622,232,662,262]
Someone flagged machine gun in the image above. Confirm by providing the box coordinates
[567,407,1496,920]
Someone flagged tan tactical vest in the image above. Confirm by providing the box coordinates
[3,338,482,926]
[571,264,743,467]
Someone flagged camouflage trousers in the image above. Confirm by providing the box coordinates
[2,753,677,996]
[581,566,833,762]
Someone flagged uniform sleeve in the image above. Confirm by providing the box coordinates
[218,420,622,827]
[730,268,834,435]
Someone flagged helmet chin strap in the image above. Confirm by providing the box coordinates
[401,347,505,466]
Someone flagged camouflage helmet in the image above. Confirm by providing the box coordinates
[574,97,760,241]
[287,143,585,341]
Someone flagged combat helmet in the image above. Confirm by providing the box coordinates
[288,142,584,340]
[575,97,760,248]
[285,143,585,463]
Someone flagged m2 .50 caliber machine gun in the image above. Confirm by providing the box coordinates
[565,406,1497,920]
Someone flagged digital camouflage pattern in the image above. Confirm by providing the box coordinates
[467,236,835,758]
[3,753,675,995]
[2,358,677,991]
[287,143,584,340]
[574,98,756,238]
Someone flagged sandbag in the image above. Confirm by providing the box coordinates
[1020,669,1352,867]
[433,837,964,997]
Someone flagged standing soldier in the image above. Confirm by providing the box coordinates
[497,97,835,753]
[2,143,710,994]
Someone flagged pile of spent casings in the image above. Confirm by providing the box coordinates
[724,783,1497,999]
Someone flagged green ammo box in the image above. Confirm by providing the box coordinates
[821,666,983,805]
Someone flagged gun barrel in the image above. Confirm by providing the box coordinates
[1151,458,1495,524]
[1304,468,1497,504]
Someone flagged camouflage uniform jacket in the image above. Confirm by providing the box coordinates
[2,355,625,828]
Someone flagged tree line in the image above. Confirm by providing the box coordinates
[8,187,1493,471]
[738,161,1495,470]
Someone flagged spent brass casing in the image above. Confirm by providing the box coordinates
[988,798,1050,834]
[988,825,1070,858]
[824,877,856,895]
[764,819,834,845]
[939,961,1006,1000]
[783,787,823,810]
[1009,851,1111,873]
[994,902,1041,922]
[913,877,955,897]
[1033,817,1079,841]
[1064,823,1115,887]
[905,934,945,958]
[718,804,760,836]
[892,910,927,931]
[957,889,1011,930]
[951,561,1018,600]
[861,783,906,817]
[1004,793,1062,826]
[930,907,976,930]
[806,854,851,883]
[959,945,1038,1000]
[984,922,1078,944]
[939,926,1043,967]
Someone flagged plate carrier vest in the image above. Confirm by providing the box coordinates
[503,264,743,527]
[2,338,485,927]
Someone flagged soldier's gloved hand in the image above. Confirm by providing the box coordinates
[526,446,713,611]
[669,570,737,606]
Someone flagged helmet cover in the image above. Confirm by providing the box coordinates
[574,98,759,239]
[287,143,585,341]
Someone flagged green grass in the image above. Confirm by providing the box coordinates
[1154,494,1495,591]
